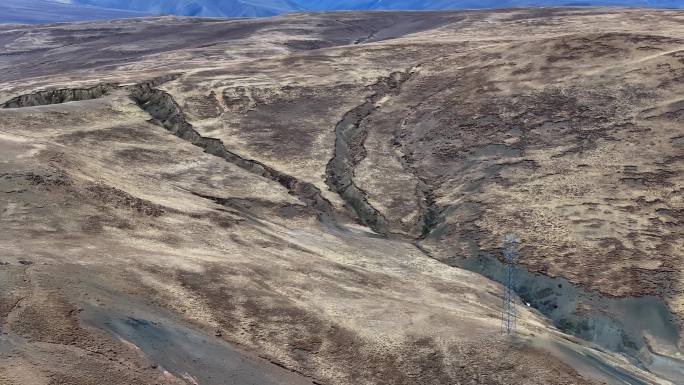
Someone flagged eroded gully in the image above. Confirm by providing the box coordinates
[4,74,683,384]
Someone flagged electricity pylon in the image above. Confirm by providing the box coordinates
[501,234,519,335]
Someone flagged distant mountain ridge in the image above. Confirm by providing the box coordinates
[68,0,305,17]
[0,0,149,24]
[2,0,683,23]
[68,0,684,16]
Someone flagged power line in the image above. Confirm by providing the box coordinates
[501,234,519,335]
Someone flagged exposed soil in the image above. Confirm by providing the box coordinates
[1,7,683,385]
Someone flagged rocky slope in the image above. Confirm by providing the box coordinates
[0,8,682,385]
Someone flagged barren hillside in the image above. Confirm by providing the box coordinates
[0,8,682,385]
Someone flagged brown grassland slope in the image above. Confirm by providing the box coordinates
[0,8,682,385]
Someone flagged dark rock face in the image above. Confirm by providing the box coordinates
[2,83,118,108]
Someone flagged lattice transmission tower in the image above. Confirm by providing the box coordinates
[501,234,519,335]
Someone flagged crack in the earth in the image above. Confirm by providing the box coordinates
[390,82,461,241]
[2,74,336,224]
[128,80,336,223]
[1,83,119,108]
[325,70,413,235]
[0,74,182,109]
[395,134,441,240]
[6,71,683,384]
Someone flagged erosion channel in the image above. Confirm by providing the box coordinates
[3,75,683,385]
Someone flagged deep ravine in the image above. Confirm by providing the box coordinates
[325,70,413,235]
[5,74,683,384]
[1,76,337,223]
[1,83,119,108]
[0,74,181,109]
[128,81,337,223]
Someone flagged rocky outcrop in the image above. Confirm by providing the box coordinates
[1,75,181,109]
[2,83,118,108]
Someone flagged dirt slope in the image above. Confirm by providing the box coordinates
[0,8,682,385]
